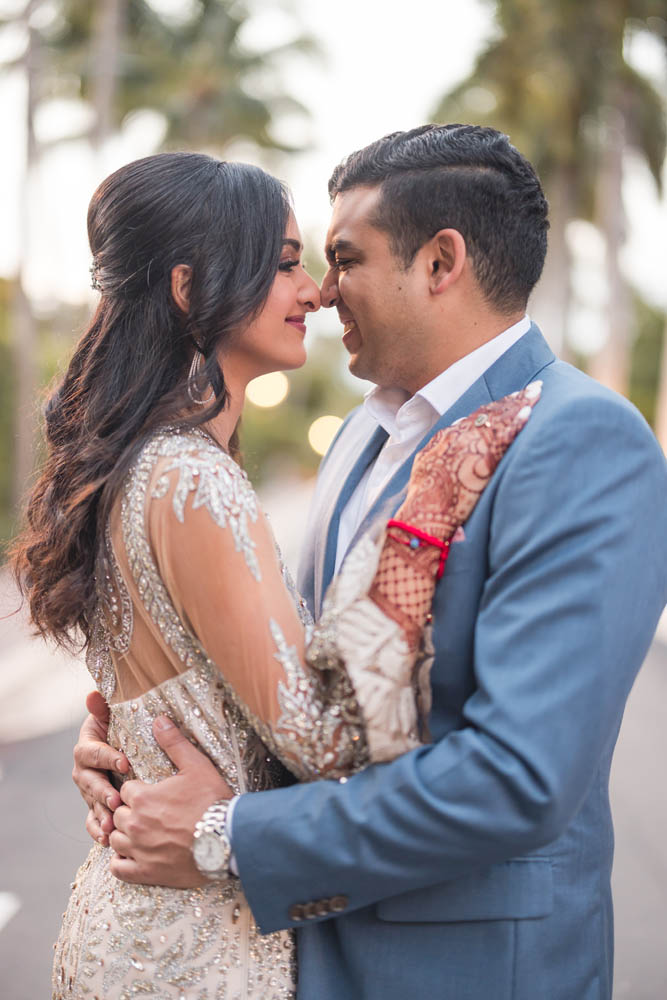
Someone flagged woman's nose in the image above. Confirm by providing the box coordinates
[300,271,321,312]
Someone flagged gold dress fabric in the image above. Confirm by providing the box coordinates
[52,426,425,1000]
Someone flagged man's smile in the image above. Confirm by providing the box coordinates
[342,320,361,353]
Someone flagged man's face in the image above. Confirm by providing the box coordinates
[321,185,428,391]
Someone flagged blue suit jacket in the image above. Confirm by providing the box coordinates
[233,327,667,1000]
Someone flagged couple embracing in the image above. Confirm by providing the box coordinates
[15,124,667,999]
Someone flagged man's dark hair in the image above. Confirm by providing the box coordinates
[328,124,549,314]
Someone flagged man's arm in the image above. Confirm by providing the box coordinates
[229,393,667,933]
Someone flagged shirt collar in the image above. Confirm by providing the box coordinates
[363,315,531,432]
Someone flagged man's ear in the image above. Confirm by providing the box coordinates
[427,229,466,295]
[170,264,192,314]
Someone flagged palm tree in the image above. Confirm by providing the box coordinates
[89,0,127,150]
[45,0,316,152]
[586,2,665,394]
[0,0,317,529]
[431,0,666,397]
[1,0,43,509]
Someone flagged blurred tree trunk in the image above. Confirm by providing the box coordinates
[530,166,576,359]
[590,106,632,395]
[90,0,126,150]
[12,0,41,511]
[430,0,665,406]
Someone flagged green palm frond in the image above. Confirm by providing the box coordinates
[431,0,666,215]
[621,62,667,191]
[0,0,318,155]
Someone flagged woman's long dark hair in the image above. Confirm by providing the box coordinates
[12,152,290,649]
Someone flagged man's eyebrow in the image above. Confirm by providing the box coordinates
[282,238,302,252]
[325,238,358,262]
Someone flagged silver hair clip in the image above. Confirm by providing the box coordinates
[90,260,102,293]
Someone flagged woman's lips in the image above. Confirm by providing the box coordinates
[286,316,306,334]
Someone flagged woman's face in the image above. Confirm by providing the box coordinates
[227,213,320,383]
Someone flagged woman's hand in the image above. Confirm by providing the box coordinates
[398,382,542,537]
[72,690,129,846]
[370,383,542,641]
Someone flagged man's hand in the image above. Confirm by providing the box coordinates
[72,691,130,847]
[109,715,232,887]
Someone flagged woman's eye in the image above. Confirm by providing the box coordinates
[278,259,300,272]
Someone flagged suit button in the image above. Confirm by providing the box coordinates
[329,895,348,913]
[314,899,330,917]
[288,904,305,922]
[303,902,319,920]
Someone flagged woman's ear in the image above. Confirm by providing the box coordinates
[170,264,192,314]
[427,229,467,295]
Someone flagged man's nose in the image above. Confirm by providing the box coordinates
[320,267,339,309]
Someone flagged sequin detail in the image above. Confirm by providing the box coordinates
[53,845,295,999]
[152,435,261,581]
[310,533,425,763]
[85,525,133,701]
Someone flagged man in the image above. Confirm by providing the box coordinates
[74,125,667,999]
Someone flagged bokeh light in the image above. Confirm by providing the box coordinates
[308,414,342,456]
[246,371,289,408]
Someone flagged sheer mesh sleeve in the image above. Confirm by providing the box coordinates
[148,443,375,780]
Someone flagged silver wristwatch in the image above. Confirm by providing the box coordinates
[192,799,232,881]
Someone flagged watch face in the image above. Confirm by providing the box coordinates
[193,831,226,873]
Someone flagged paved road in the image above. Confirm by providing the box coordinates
[1,495,666,997]
[608,637,667,1000]
[0,724,93,1000]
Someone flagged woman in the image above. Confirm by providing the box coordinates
[13,152,539,998]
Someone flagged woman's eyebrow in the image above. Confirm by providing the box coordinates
[282,238,302,252]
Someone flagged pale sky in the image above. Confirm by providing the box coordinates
[0,0,665,325]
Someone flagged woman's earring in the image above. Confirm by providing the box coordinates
[187,350,215,406]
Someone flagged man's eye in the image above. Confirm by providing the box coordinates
[335,258,353,271]
[278,259,299,272]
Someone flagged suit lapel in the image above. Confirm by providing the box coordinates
[342,325,555,561]
[315,424,389,614]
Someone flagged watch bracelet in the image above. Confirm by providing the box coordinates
[192,798,232,880]
[193,798,231,840]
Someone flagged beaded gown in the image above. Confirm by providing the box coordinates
[52,387,540,1000]
[52,427,427,1000]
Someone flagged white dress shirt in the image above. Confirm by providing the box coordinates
[335,316,531,570]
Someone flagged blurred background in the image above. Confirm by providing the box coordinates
[0,0,666,997]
